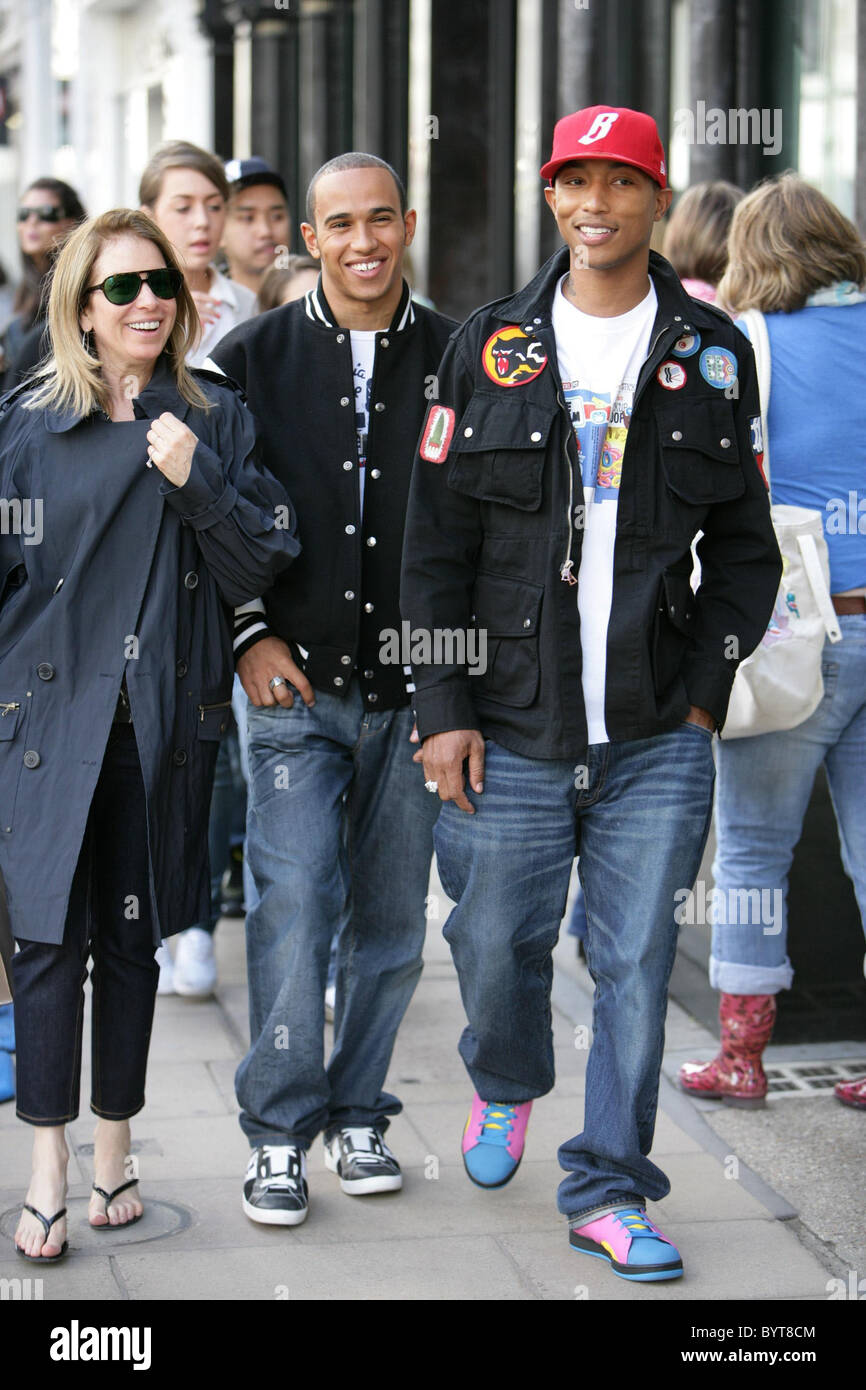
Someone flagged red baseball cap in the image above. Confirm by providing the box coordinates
[540,106,667,188]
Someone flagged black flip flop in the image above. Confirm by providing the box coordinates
[90,1178,142,1230]
[16,1204,68,1262]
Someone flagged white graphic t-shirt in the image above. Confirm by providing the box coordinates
[350,330,377,517]
[552,278,657,743]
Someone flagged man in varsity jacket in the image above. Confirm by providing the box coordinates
[210,152,456,1226]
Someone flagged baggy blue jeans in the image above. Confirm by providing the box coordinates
[711,615,866,994]
[235,681,438,1148]
[434,725,715,1222]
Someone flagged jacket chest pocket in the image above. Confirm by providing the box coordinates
[447,396,556,512]
[470,570,543,708]
[656,399,744,506]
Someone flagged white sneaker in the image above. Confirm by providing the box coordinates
[173,928,217,998]
[155,942,175,995]
[324,984,336,1023]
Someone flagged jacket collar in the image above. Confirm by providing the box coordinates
[303,275,416,333]
[493,247,709,329]
[44,355,187,433]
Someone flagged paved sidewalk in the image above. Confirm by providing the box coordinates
[0,885,841,1302]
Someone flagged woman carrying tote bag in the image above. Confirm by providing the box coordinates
[678,175,866,1110]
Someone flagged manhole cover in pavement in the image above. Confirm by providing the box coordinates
[0,1199,190,1253]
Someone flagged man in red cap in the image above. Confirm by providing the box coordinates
[401,107,781,1280]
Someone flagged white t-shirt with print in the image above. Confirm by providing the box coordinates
[552,277,657,743]
[351,330,377,518]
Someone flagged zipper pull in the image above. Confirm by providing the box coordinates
[560,560,577,586]
[0,702,20,716]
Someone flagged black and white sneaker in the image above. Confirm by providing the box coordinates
[242,1144,308,1225]
[323,1127,403,1195]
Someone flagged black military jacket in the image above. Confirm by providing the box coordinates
[400,248,782,759]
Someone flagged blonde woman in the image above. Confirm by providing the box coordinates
[679,175,866,1110]
[0,208,298,1260]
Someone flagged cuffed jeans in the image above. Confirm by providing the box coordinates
[12,724,159,1125]
[434,725,715,1221]
[235,681,437,1148]
[711,615,866,994]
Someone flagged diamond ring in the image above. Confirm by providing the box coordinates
[424,780,439,794]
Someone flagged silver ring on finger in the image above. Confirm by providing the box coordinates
[424,779,439,794]
[268,676,287,692]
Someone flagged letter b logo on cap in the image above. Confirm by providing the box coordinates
[579,111,619,145]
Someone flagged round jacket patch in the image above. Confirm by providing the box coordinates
[699,346,737,389]
[481,326,548,387]
[657,361,687,390]
[672,331,700,358]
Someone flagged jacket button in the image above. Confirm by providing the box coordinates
[173,749,187,767]
[219,721,227,733]
[176,659,188,678]
[336,333,346,343]
[464,427,473,437]
[36,663,55,681]
[380,337,389,347]
[366,536,377,547]
[368,692,378,703]
[674,315,682,321]
[374,402,385,412]
[364,602,374,613]
[341,655,352,665]
[523,618,532,629]
[344,590,355,600]
[343,460,353,470]
[340,396,350,406]
[370,468,381,479]
[23,749,41,769]
[363,669,374,679]
[184,571,199,590]
[345,524,356,535]
[333,676,344,687]
[530,431,542,442]
[671,430,683,441]
[720,437,731,448]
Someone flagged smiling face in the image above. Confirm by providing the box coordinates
[144,167,226,274]
[18,187,78,269]
[223,182,290,280]
[79,233,177,382]
[544,160,672,279]
[300,166,416,327]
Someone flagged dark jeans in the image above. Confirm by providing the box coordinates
[435,726,715,1221]
[12,723,160,1125]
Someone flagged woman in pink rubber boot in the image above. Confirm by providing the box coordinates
[678,176,866,1111]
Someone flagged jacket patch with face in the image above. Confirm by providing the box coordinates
[481,326,548,387]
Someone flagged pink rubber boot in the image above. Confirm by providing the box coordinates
[679,992,776,1107]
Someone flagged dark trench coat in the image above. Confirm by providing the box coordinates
[0,357,299,946]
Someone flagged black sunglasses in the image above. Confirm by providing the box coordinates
[82,267,184,306]
[17,204,66,224]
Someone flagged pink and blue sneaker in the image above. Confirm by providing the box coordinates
[569,1207,683,1281]
[461,1094,532,1188]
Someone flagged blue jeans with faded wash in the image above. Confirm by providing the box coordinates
[434,724,715,1223]
[711,615,866,994]
[235,680,438,1148]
